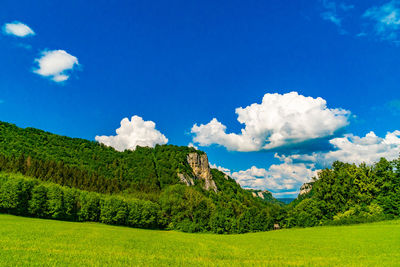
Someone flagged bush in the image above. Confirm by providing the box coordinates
[47,184,64,219]
[327,203,386,225]
[29,185,48,218]
[78,191,101,222]
[100,196,128,225]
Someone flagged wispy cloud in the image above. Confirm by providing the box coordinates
[320,0,354,34]
[16,43,33,50]
[2,21,35,37]
[33,50,79,82]
[387,99,400,114]
[363,0,400,42]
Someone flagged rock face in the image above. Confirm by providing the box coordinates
[251,190,272,200]
[177,173,194,186]
[248,189,280,203]
[299,183,313,195]
[257,191,266,199]
[186,152,217,192]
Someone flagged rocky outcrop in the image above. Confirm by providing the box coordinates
[257,191,266,199]
[185,152,217,192]
[299,182,313,195]
[247,189,284,204]
[250,190,272,200]
[177,173,194,186]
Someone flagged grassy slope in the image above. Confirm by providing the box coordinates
[0,214,399,266]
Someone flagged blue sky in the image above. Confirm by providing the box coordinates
[1,0,400,197]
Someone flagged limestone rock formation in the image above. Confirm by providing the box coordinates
[177,173,194,186]
[299,182,313,195]
[250,190,272,199]
[248,189,280,203]
[185,152,217,192]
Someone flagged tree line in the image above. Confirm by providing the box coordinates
[285,157,400,227]
[0,173,160,228]
[0,121,282,234]
[0,172,281,233]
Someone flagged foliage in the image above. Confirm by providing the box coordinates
[286,158,400,227]
[0,121,281,233]
[0,173,161,229]
[0,121,200,194]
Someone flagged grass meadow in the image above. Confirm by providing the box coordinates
[0,214,399,266]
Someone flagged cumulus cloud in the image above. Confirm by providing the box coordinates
[3,21,35,37]
[363,0,400,41]
[212,161,318,196]
[276,130,400,167]
[213,130,400,196]
[209,163,232,176]
[191,92,350,152]
[33,50,79,82]
[95,115,168,151]
[231,164,318,193]
[324,130,400,165]
[188,143,198,150]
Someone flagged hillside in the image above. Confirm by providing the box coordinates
[285,159,400,227]
[2,120,399,233]
[0,121,282,233]
[246,189,284,205]
[1,214,399,266]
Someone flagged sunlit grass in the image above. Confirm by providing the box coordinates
[0,214,399,266]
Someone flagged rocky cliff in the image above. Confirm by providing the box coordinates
[299,182,313,195]
[183,152,217,192]
[251,190,272,199]
[248,189,281,204]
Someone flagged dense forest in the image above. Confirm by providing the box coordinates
[285,158,400,227]
[0,121,399,233]
[0,121,281,233]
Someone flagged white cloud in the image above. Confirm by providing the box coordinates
[324,130,400,165]
[209,160,318,196]
[95,115,168,151]
[3,22,35,37]
[213,130,400,196]
[33,50,79,82]
[231,164,318,194]
[363,1,400,41]
[188,143,198,150]
[191,92,350,152]
[275,130,400,167]
[209,163,232,176]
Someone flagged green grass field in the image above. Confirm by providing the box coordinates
[0,214,399,266]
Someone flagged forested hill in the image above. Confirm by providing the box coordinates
[285,159,400,227]
[0,121,200,194]
[0,121,282,233]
